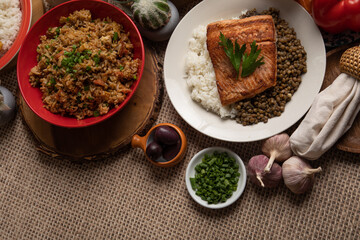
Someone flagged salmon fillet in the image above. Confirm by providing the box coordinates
[207,15,277,106]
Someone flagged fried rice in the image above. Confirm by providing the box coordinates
[29,10,140,119]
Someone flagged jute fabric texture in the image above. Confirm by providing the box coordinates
[0,1,359,239]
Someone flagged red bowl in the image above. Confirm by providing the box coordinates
[0,0,32,70]
[17,0,145,128]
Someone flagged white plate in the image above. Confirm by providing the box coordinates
[164,0,326,142]
[185,147,247,209]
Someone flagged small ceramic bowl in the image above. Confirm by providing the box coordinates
[131,123,187,167]
[185,147,247,209]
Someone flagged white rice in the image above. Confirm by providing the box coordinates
[0,0,22,58]
[185,25,237,118]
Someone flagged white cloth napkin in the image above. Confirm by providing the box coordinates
[290,73,360,160]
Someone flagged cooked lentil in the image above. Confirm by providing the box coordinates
[234,8,307,125]
[29,10,140,119]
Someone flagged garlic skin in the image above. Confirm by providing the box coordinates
[247,155,282,188]
[282,156,322,194]
[262,133,292,173]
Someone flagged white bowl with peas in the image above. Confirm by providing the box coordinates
[185,147,247,209]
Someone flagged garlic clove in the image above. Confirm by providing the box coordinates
[282,156,322,194]
[262,133,292,173]
[247,155,283,188]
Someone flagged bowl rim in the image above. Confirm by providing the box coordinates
[17,0,145,128]
[185,147,247,209]
[0,0,32,70]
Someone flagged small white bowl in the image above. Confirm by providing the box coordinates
[185,147,247,209]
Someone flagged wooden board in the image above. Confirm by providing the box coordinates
[32,0,44,25]
[19,45,163,161]
[172,0,196,8]
[322,42,360,153]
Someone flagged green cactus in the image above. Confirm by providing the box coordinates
[118,0,171,30]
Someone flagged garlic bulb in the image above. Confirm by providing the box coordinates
[282,156,322,194]
[247,155,282,188]
[262,133,292,173]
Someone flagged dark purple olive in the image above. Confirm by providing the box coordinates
[154,126,180,145]
[146,142,163,161]
[163,140,182,161]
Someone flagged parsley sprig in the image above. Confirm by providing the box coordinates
[241,41,265,77]
[218,32,265,78]
[219,32,245,79]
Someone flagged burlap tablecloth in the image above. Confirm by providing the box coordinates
[1,1,359,239]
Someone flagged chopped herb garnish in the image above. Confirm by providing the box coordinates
[45,45,50,49]
[93,54,100,65]
[94,110,100,117]
[119,65,124,71]
[50,78,56,86]
[77,92,82,97]
[55,27,60,35]
[66,17,70,22]
[190,151,240,204]
[113,32,119,42]
[133,75,137,80]
[84,85,90,91]
[86,66,91,71]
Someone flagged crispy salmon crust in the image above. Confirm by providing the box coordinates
[206,15,277,106]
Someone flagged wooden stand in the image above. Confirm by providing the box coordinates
[19,45,163,161]
[17,0,163,160]
[18,45,163,161]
